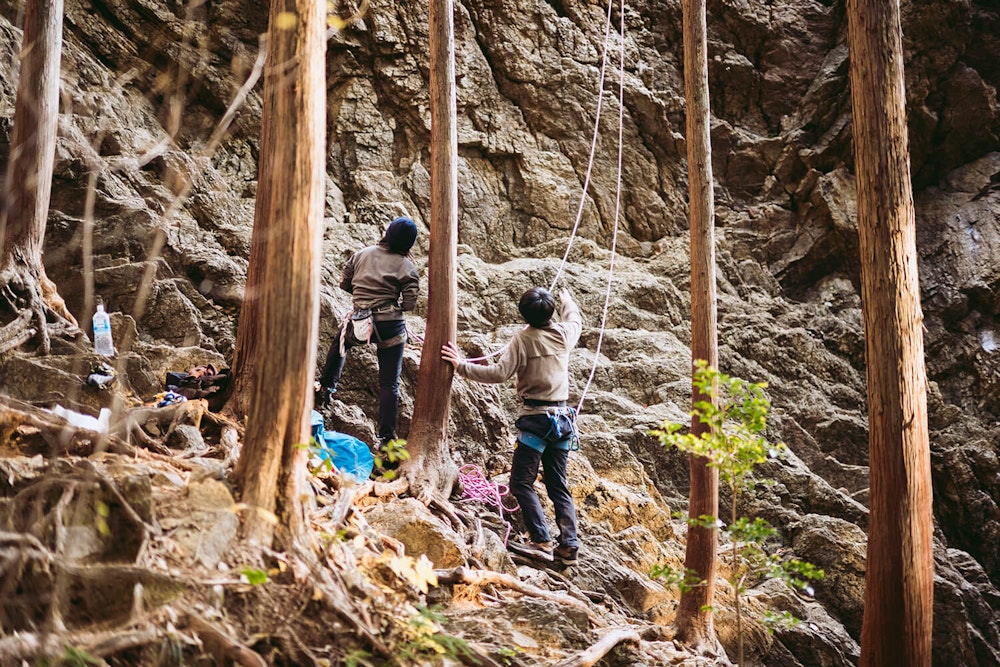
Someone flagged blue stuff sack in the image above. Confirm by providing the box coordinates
[309,411,375,482]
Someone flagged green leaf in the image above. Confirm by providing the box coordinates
[240,568,268,586]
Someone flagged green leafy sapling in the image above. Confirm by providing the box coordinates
[650,361,824,666]
[373,438,410,481]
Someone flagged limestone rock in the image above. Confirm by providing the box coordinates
[365,498,466,569]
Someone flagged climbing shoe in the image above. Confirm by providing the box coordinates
[555,544,579,565]
[313,383,336,408]
[520,541,554,560]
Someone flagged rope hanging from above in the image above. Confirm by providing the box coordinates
[463,0,627,418]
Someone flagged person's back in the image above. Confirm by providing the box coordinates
[512,309,581,405]
[342,244,418,316]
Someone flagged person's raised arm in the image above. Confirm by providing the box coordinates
[558,288,582,345]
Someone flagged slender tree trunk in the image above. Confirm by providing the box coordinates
[0,0,73,353]
[847,0,934,664]
[400,0,460,500]
[235,0,326,545]
[226,165,268,422]
[676,0,720,650]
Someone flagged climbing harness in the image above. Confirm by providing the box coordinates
[339,302,407,356]
[516,406,581,452]
[458,464,520,544]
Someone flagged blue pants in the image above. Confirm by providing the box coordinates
[320,318,405,441]
[510,439,579,548]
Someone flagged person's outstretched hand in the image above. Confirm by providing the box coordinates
[558,288,573,303]
[441,341,463,369]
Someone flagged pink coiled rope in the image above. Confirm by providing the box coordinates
[458,464,519,544]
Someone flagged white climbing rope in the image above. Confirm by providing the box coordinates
[575,0,625,415]
[463,0,618,364]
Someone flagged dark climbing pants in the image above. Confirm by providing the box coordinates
[319,318,406,441]
[509,441,579,548]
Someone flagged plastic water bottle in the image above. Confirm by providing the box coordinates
[93,300,115,356]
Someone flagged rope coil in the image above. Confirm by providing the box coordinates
[459,463,519,544]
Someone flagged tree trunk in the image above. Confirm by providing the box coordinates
[226,167,268,422]
[0,0,74,353]
[234,0,326,545]
[676,0,720,650]
[847,0,934,665]
[400,0,460,500]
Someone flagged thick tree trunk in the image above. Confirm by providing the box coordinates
[847,0,934,665]
[0,0,74,353]
[676,0,720,650]
[234,0,326,545]
[401,0,460,500]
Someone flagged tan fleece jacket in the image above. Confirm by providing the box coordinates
[340,244,420,320]
[456,293,583,416]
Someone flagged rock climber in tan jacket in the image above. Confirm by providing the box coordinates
[442,287,582,565]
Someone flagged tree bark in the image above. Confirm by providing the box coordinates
[234,0,326,545]
[401,0,460,500]
[676,0,720,650]
[0,0,73,353]
[847,0,934,665]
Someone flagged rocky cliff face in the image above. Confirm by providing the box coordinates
[1,0,999,663]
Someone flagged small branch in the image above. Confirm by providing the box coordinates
[0,632,62,662]
[372,477,408,497]
[326,485,360,529]
[552,627,641,667]
[187,613,267,667]
[434,567,593,616]
[85,628,161,658]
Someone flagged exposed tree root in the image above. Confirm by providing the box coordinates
[552,627,642,667]
[0,625,166,663]
[0,308,35,358]
[456,642,509,667]
[0,395,132,456]
[111,399,208,451]
[372,477,408,498]
[0,631,63,663]
[0,266,80,356]
[288,542,394,660]
[434,566,595,618]
[187,612,267,667]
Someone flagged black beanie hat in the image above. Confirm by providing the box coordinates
[382,216,418,254]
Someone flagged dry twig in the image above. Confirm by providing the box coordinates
[187,612,267,667]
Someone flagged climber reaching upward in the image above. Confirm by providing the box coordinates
[442,287,582,565]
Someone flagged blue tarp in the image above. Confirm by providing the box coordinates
[310,411,375,482]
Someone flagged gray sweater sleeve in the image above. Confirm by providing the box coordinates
[456,337,521,384]
[339,253,356,294]
[399,260,420,311]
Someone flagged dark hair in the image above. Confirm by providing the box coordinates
[518,287,555,328]
[381,216,418,254]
